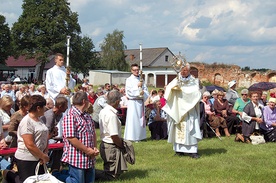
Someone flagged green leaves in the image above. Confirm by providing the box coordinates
[11,0,81,81]
[0,15,11,64]
[100,29,129,71]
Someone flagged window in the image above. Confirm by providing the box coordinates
[165,55,169,62]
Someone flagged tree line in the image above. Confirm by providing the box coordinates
[0,0,129,82]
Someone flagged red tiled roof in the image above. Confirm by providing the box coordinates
[6,56,38,67]
[44,55,55,69]
[5,55,55,70]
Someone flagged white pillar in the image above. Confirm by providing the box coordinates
[154,73,157,87]
[165,74,168,86]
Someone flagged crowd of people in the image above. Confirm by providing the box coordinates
[0,53,276,183]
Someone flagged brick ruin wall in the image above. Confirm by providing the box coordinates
[190,63,276,88]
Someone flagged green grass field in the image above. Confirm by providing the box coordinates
[95,127,276,183]
[1,127,275,183]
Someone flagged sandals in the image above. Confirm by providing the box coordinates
[235,133,245,142]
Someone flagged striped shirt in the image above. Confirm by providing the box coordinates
[61,106,96,169]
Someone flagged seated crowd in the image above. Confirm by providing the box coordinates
[1,79,276,182]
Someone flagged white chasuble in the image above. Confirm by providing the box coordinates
[163,75,202,150]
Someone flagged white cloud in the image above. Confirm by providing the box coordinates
[131,5,151,13]
[0,0,275,69]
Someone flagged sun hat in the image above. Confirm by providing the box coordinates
[228,80,236,88]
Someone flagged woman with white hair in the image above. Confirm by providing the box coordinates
[260,97,276,142]
[35,85,49,99]
[28,83,36,96]
[201,91,230,137]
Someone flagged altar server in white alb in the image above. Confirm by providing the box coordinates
[45,53,76,101]
[124,63,149,141]
[162,60,202,159]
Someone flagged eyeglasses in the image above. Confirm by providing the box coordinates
[132,69,139,72]
[241,94,247,96]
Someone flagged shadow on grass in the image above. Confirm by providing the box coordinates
[198,148,227,156]
[118,169,149,181]
[96,169,149,182]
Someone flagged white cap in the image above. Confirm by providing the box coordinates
[228,80,236,88]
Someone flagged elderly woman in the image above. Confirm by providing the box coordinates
[8,95,31,147]
[241,91,263,143]
[259,91,268,106]
[202,91,230,137]
[14,95,49,182]
[148,96,167,140]
[214,91,240,134]
[88,89,98,105]
[15,84,26,102]
[232,89,251,120]
[36,85,49,99]
[260,97,276,142]
[209,89,219,105]
[119,87,128,108]
[0,104,8,150]
[0,95,15,142]
[28,83,36,95]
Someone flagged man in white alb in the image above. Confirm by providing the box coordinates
[45,53,75,139]
[124,64,149,141]
[45,53,75,101]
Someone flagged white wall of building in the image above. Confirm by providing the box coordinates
[88,70,131,86]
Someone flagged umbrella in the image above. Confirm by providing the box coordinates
[206,85,226,93]
[12,77,27,83]
[248,82,276,91]
[13,77,21,82]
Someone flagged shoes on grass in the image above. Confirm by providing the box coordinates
[235,133,244,142]
[174,152,200,159]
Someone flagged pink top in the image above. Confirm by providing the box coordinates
[160,97,166,108]
[201,99,213,115]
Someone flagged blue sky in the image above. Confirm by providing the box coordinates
[1,0,276,69]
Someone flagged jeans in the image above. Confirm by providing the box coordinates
[66,164,95,183]
[0,157,11,170]
[52,170,69,182]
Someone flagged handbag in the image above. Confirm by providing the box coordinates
[23,162,63,183]
[249,132,266,145]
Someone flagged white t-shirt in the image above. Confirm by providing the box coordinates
[15,114,49,161]
[0,108,15,140]
[99,104,121,144]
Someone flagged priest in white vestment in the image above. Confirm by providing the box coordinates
[46,53,75,101]
[124,64,149,141]
[162,62,202,158]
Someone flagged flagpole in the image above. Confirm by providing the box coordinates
[66,36,71,88]
[139,44,144,98]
